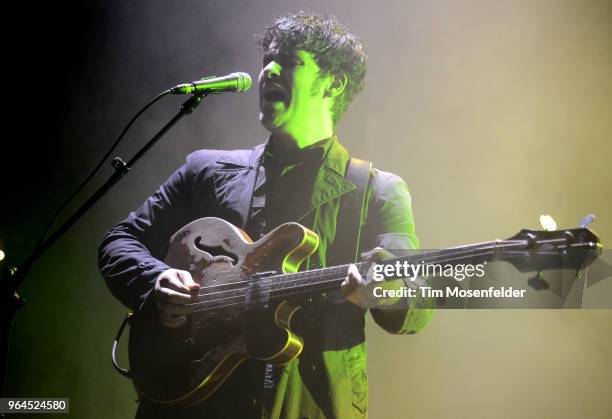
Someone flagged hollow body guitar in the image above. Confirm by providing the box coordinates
[125,217,600,407]
[128,217,320,408]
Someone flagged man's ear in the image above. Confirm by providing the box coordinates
[325,73,347,98]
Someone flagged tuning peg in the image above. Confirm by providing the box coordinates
[578,214,595,228]
[539,215,557,231]
[528,271,549,291]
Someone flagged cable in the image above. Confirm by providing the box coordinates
[31,89,171,256]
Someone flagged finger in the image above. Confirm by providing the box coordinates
[155,286,194,304]
[361,247,394,262]
[360,247,381,261]
[160,271,192,293]
[342,267,360,297]
[341,273,355,287]
[347,264,365,285]
[176,270,200,290]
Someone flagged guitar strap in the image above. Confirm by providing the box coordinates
[334,157,373,264]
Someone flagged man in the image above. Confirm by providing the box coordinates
[99,12,433,418]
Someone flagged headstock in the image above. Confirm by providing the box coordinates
[498,228,601,273]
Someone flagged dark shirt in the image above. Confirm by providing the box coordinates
[247,136,334,241]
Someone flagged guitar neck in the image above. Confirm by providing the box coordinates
[265,239,519,299]
[263,228,600,300]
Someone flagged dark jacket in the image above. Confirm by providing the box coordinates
[99,137,433,418]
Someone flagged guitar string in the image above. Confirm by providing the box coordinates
[187,253,490,314]
[193,262,357,293]
[186,244,529,309]
[186,245,551,313]
[190,241,508,299]
[185,236,586,313]
[192,239,583,296]
[190,276,358,313]
[186,252,578,315]
[192,239,527,295]
[191,237,571,299]
[187,238,579,311]
[192,236,579,295]
[187,249,589,314]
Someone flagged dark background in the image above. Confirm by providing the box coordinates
[2,1,611,417]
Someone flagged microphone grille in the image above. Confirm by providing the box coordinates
[232,72,252,92]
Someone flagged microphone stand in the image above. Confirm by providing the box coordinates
[0,92,207,398]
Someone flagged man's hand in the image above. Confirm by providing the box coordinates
[341,247,404,308]
[154,268,200,327]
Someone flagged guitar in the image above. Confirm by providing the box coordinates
[115,217,601,407]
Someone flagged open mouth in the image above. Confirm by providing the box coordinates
[262,83,287,104]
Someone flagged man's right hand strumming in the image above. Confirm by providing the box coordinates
[154,268,200,328]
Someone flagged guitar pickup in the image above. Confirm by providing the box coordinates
[245,271,277,310]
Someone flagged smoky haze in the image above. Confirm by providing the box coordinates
[2,0,611,418]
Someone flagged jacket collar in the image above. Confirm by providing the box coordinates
[301,135,355,220]
[212,136,355,223]
[215,142,266,168]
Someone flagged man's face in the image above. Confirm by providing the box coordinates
[258,42,331,136]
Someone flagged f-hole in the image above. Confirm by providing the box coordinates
[194,236,239,265]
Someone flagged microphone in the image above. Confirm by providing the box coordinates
[170,72,252,94]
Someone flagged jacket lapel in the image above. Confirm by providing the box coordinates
[209,139,355,228]
[297,138,355,221]
[212,143,265,229]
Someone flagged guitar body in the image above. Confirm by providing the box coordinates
[128,217,319,407]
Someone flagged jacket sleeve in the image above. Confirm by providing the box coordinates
[98,160,196,311]
[365,170,435,334]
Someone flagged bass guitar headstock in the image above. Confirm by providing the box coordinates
[498,227,601,273]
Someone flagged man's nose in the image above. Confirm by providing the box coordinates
[262,60,281,78]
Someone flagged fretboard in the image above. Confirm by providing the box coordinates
[262,239,527,300]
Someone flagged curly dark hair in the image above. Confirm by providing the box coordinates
[256,12,367,124]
